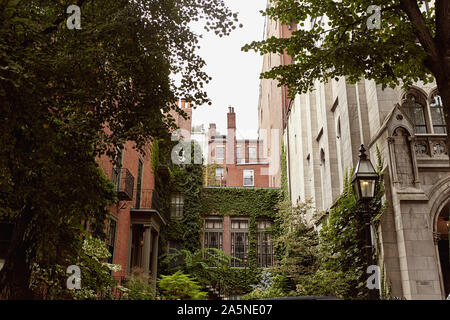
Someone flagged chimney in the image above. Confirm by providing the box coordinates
[208,123,216,140]
[227,106,236,129]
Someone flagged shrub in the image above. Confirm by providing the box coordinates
[158,271,207,300]
[120,269,154,300]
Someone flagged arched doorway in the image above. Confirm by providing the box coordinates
[436,203,450,297]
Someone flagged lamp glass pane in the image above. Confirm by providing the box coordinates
[360,179,375,198]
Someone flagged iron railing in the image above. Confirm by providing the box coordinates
[134,189,161,212]
[112,168,134,201]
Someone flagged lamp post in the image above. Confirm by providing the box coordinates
[351,144,379,300]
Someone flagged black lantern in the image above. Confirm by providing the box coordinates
[351,144,379,201]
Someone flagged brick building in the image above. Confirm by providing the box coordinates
[207,107,270,188]
[97,98,192,288]
[257,2,297,187]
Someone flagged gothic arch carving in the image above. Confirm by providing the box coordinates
[429,175,450,230]
[428,175,450,298]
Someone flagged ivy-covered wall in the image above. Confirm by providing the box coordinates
[199,187,282,294]
[154,137,282,294]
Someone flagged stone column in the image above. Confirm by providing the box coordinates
[151,232,159,291]
[143,224,152,274]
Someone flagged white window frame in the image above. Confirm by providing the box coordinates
[243,169,254,187]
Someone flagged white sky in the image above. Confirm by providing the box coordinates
[191,0,267,140]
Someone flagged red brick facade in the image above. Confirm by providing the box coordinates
[207,107,270,188]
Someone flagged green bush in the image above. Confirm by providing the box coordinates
[295,270,357,299]
[120,270,154,300]
[158,271,207,300]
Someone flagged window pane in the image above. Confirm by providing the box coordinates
[249,147,257,159]
[231,232,249,267]
[431,94,447,134]
[401,93,428,133]
[243,170,254,186]
[216,147,225,159]
[205,218,223,230]
[170,193,184,217]
[257,232,273,267]
[215,168,224,178]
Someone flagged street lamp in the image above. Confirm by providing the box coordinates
[351,144,379,300]
[351,145,379,201]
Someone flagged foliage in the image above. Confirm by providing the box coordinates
[280,142,289,201]
[0,0,240,299]
[242,286,287,300]
[272,200,319,285]
[295,270,357,299]
[158,271,207,300]
[243,0,450,146]
[242,272,292,300]
[120,270,155,300]
[315,149,386,299]
[201,188,282,218]
[162,248,233,286]
[30,234,121,300]
[181,161,204,253]
[255,146,387,300]
[203,163,225,186]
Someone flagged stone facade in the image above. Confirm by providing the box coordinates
[284,77,450,299]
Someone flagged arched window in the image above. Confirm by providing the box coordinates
[430,92,447,134]
[401,92,428,134]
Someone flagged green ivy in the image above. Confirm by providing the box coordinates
[316,146,386,299]
[280,142,289,201]
[200,188,281,218]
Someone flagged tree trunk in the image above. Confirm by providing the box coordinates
[0,213,34,300]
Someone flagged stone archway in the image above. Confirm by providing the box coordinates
[436,202,450,297]
[429,178,450,298]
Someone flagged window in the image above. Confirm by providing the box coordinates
[215,168,224,180]
[231,219,249,267]
[236,147,241,159]
[257,221,274,268]
[430,93,447,134]
[107,219,117,264]
[170,193,184,217]
[401,92,428,134]
[135,158,144,208]
[249,147,257,160]
[243,170,254,187]
[204,218,223,251]
[216,146,225,159]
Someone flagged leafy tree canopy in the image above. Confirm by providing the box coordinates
[243,0,450,145]
[0,0,239,299]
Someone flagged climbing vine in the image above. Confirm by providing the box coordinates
[316,146,387,299]
[280,142,289,201]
